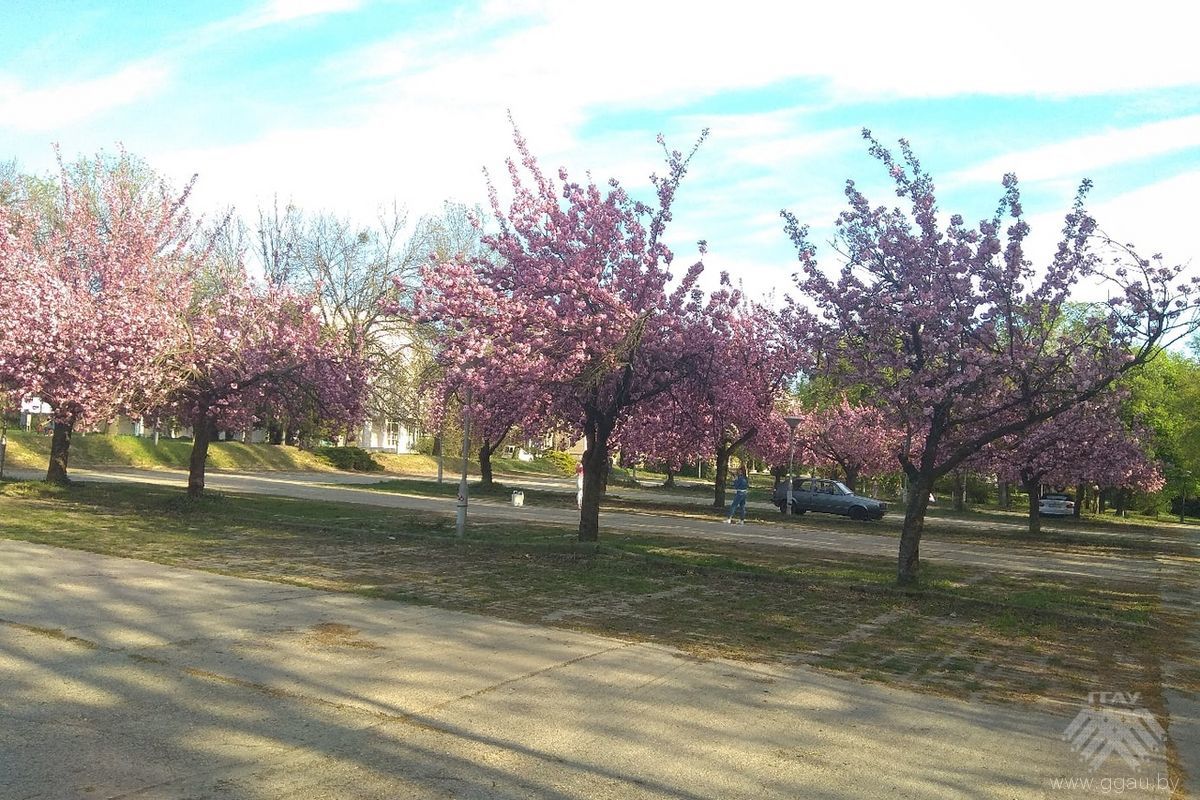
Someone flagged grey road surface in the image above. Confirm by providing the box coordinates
[1,540,1179,799]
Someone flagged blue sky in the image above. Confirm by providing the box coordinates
[3,0,1198,298]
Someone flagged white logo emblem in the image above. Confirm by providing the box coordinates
[1063,692,1165,771]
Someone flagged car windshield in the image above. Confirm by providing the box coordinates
[832,481,852,495]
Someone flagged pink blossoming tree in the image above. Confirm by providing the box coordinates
[797,398,901,493]
[667,290,791,508]
[784,131,1198,584]
[155,276,368,497]
[417,125,719,540]
[984,394,1162,534]
[0,153,198,483]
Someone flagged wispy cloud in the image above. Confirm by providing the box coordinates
[227,0,363,32]
[0,61,170,133]
[948,116,1200,186]
[345,0,1200,118]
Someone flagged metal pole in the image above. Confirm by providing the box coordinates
[437,422,444,484]
[456,387,471,538]
[783,416,802,515]
[786,437,794,514]
[0,429,7,481]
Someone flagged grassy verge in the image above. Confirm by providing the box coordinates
[3,431,334,472]
[0,478,1179,711]
[2,431,576,482]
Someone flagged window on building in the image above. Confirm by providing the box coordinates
[385,419,402,449]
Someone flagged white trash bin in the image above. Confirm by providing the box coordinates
[511,491,525,507]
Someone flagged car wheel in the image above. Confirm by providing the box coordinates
[849,506,868,521]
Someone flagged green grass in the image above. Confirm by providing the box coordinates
[0,477,1181,709]
[2,431,582,482]
[3,430,334,472]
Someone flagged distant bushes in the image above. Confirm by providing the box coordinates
[317,446,383,472]
[542,450,577,476]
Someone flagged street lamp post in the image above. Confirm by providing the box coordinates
[456,387,472,538]
[784,415,802,515]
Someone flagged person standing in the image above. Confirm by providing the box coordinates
[726,466,749,524]
[576,462,584,510]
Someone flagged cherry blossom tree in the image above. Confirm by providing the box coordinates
[696,293,791,507]
[612,394,701,487]
[416,124,719,540]
[0,205,37,410]
[430,367,552,488]
[613,288,789,505]
[985,395,1162,534]
[797,398,901,493]
[155,275,368,497]
[783,131,1198,584]
[0,152,199,483]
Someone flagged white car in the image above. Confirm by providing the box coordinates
[1039,493,1075,516]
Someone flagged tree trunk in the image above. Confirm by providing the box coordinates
[843,465,860,495]
[268,423,283,445]
[998,481,1010,510]
[578,416,613,542]
[897,470,936,585]
[188,413,214,499]
[1115,488,1129,517]
[951,472,966,511]
[434,434,444,484]
[284,426,297,446]
[479,440,495,487]
[1024,478,1042,537]
[45,418,74,484]
[712,443,730,509]
[663,466,676,488]
[1074,483,1086,518]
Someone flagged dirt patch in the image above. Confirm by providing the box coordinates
[302,622,382,650]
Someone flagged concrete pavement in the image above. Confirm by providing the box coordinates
[0,540,1180,799]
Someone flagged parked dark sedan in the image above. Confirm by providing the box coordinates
[773,477,888,521]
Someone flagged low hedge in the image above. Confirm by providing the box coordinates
[316,446,383,472]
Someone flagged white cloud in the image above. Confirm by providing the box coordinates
[948,116,1200,186]
[1092,170,1200,267]
[0,61,170,133]
[230,0,363,32]
[156,107,519,226]
[348,0,1200,120]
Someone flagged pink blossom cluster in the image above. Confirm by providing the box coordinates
[408,123,731,537]
[782,130,1197,581]
[0,155,197,429]
[0,153,370,487]
[794,397,902,490]
[981,393,1163,493]
[152,278,368,435]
